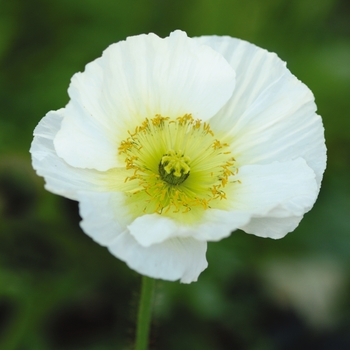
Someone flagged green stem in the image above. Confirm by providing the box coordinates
[135,276,156,350]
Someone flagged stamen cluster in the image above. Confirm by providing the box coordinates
[118,114,237,216]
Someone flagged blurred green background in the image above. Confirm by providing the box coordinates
[1,0,349,349]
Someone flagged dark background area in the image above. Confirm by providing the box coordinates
[1,0,350,349]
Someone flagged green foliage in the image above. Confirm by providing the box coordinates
[1,0,350,349]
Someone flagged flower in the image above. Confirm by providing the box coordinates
[30,30,326,283]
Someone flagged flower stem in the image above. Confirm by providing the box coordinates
[135,276,155,350]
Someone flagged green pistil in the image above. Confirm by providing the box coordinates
[159,150,190,185]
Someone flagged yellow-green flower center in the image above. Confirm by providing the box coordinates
[117,114,238,223]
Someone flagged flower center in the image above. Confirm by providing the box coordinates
[116,114,238,222]
[159,150,190,185]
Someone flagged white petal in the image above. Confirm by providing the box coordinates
[108,233,208,283]
[78,191,132,246]
[128,158,317,245]
[78,191,208,283]
[54,30,235,171]
[196,35,326,188]
[128,215,180,247]
[233,158,318,238]
[128,209,251,246]
[240,215,303,239]
[54,101,120,171]
[192,210,251,241]
[30,110,106,200]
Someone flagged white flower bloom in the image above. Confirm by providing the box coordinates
[30,30,326,283]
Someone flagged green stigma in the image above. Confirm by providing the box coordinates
[159,150,190,185]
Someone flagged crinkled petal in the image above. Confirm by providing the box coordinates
[78,191,132,245]
[108,233,208,283]
[129,158,317,245]
[54,30,236,171]
[30,110,106,200]
[128,215,179,247]
[128,210,251,247]
[196,35,326,189]
[240,215,303,239]
[54,102,120,171]
[233,158,318,238]
[78,191,207,283]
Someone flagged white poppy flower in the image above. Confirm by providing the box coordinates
[30,30,326,283]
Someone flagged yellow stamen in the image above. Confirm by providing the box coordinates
[116,114,239,223]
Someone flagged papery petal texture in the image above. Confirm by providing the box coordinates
[30,110,107,200]
[195,35,326,238]
[195,35,326,188]
[54,30,236,171]
[109,234,207,283]
[30,30,326,283]
[78,191,207,283]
